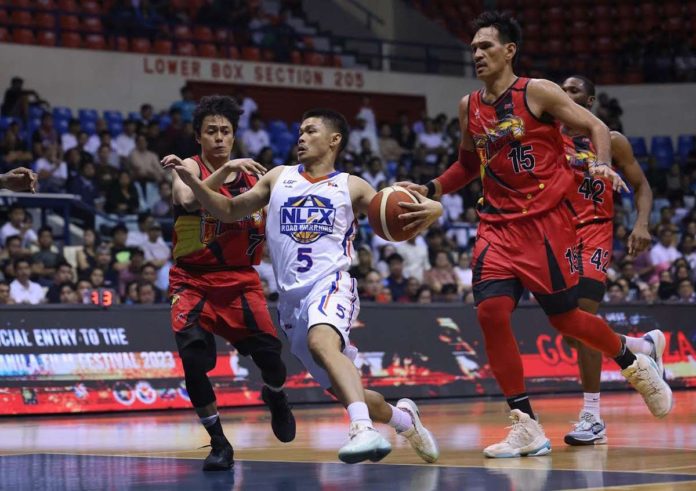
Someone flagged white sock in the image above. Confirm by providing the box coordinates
[624,336,654,356]
[388,404,413,433]
[199,412,219,428]
[583,393,601,419]
[346,402,372,426]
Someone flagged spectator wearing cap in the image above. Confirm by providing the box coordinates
[9,258,44,304]
[141,222,170,268]
[385,252,409,301]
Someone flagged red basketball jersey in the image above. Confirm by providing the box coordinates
[561,129,614,225]
[172,156,265,270]
[468,77,574,223]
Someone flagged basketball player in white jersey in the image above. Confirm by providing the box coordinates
[163,108,442,465]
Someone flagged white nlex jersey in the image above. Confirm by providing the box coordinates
[266,164,356,301]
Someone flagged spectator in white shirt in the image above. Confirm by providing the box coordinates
[440,192,464,224]
[127,213,154,248]
[115,119,138,159]
[141,222,171,268]
[85,120,109,154]
[416,118,447,164]
[9,258,45,304]
[33,142,68,192]
[241,116,270,157]
[0,204,37,249]
[348,117,380,157]
[454,251,473,294]
[650,228,681,271]
[395,234,430,282]
[88,130,120,167]
[238,93,258,132]
[60,118,81,152]
[356,97,378,139]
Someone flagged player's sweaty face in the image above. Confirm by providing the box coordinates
[297,117,333,162]
[471,27,511,79]
[562,78,591,108]
[198,115,234,160]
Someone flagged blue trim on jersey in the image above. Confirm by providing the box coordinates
[342,221,355,257]
[347,278,357,331]
[318,295,327,316]
[297,164,341,179]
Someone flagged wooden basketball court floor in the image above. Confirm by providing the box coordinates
[1,391,695,490]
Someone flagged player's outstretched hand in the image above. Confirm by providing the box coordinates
[0,167,38,193]
[393,181,428,197]
[590,164,629,193]
[227,158,267,176]
[398,190,443,234]
[161,154,199,186]
[627,224,651,256]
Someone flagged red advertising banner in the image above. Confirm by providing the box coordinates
[1,304,695,415]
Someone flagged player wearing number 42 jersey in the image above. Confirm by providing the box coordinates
[398,11,672,459]
[167,108,443,465]
[560,75,655,446]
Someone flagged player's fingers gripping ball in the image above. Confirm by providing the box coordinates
[368,185,420,242]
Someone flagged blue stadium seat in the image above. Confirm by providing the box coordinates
[55,118,69,135]
[158,115,171,130]
[28,118,41,136]
[103,110,124,123]
[128,111,141,121]
[627,136,647,158]
[53,106,73,120]
[78,108,99,123]
[0,116,18,130]
[81,120,97,135]
[677,134,695,162]
[108,121,123,137]
[29,105,45,119]
[651,136,674,168]
[268,120,288,135]
[290,121,300,136]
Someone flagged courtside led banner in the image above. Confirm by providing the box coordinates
[0,304,694,415]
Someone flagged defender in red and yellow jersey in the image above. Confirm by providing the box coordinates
[397,11,671,458]
[560,75,653,446]
[162,95,295,472]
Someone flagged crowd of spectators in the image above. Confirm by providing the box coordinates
[1,76,696,306]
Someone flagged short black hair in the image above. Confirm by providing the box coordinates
[568,74,596,97]
[192,95,243,136]
[38,225,52,236]
[301,108,349,153]
[112,223,128,235]
[472,11,522,63]
[387,252,404,264]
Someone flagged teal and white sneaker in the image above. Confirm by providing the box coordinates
[396,398,440,463]
[643,329,666,378]
[564,411,607,446]
[483,409,551,458]
[621,353,673,418]
[338,422,392,464]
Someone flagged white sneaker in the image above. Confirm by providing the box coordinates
[643,329,666,378]
[396,398,440,463]
[621,353,673,418]
[483,409,551,458]
[338,422,392,464]
[564,411,607,446]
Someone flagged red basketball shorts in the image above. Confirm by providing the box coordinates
[576,220,613,302]
[471,202,580,315]
[169,265,278,355]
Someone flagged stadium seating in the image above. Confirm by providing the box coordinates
[651,136,675,168]
[628,137,648,159]
[678,134,695,162]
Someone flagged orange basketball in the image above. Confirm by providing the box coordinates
[367,186,420,242]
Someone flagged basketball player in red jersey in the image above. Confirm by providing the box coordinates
[162,95,295,471]
[398,11,672,458]
[560,75,660,446]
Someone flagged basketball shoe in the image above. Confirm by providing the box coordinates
[261,386,296,443]
[483,409,552,458]
[643,329,666,378]
[202,435,234,471]
[621,353,673,418]
[338,422,392,464]
[564,411,607,446]
[396,398,439,463]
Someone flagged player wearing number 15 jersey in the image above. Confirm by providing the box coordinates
[167,108,442,465]
[396,11,672,459]
[560,75,656,447]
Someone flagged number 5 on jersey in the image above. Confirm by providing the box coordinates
[297,247,313,272]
